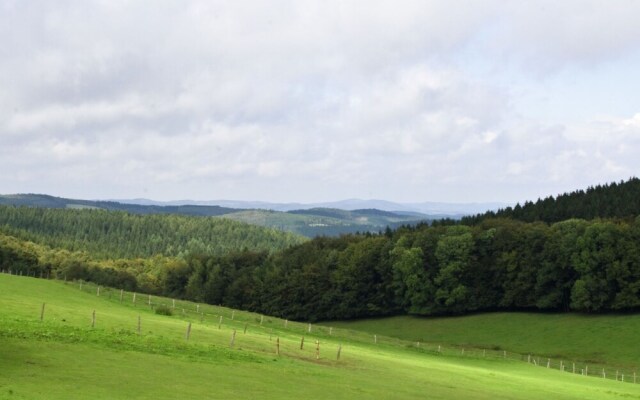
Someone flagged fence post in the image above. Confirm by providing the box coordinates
[119,289,124,302]
[260,315,264,326]
[573,363,575,374]
[137,315,141,335]
[244,323,248,334]
[40,303,45,321]
[337,344,342,360]
[300,336,305,350]
[504,350,507,359]
[602,368,605,379]
[374,334,377,344]
[97,286,100,296]
[230,329,236,347]
[276,337,280,356]
[231,310,235,320]
[285,319,288,328]
[133,292,136,305]
[185,322,192,340]
[315,340,320,360]
[172,299,175,309]
[308,323,311,333]
[218,316,223,329]
[547,359,550,368]
[329,327,332,336]
[91,310,96,328]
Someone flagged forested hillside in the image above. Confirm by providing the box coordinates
[0,206,306,259]
[0,194,431,237]
[463,178,640,224]
[3,179,640,322]
[0,194,239,216]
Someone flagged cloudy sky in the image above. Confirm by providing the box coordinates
[1,1,639,204]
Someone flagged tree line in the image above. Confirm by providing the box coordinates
[463,177,640,224]
[4,216,640,321]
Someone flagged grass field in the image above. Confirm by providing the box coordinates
[2,273,640,399]
[330,313,640,369]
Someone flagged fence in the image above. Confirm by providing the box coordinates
[1,268,637,383]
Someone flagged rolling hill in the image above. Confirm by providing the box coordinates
[0,194,433,237]
[2,273,638,400]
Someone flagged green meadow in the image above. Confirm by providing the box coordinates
[2,273,640,399]
[330,313,640,368]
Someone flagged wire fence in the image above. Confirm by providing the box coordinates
[1,268,638,384]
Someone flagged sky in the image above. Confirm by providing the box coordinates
[1,1,640,204]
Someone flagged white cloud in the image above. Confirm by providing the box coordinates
[1,1,639,202]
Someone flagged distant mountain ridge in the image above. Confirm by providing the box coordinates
[0,193,505,238]
[112,197,508,215]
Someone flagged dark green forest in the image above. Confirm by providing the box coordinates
[2,178,640,322]
[0,206,305,259]
[463,178,640,224]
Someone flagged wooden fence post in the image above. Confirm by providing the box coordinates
[547,359,550,368]
[602,369,605,379]
[504,350,507,359]
[573,363,575,374]
[148,295,151,306]
[315,340,320,360]
[337,344,342,360]
[218,316,223,329]
[119,289,124,302]
[91,310,96,328]
[260,315,264,326]
[79,281,83,290]
[329,327,332,335]
[137,315,141,335]
[133,292,137,305]
[231,311,235,320]
[230,329,236,347]
[374,334,377,344]
[276,337,280,356]
[40,303,45,321]
[308,323,312,333]
[285,319,288,328]
[172,299,175,309]
[300,336,305,350]
[185,322,192,340]
[97,286,100,296]
[244,323,248,334]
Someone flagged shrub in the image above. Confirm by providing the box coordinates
[155,304,173,316]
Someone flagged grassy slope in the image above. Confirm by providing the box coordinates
[2,274,639,400]
[330,313,640,368]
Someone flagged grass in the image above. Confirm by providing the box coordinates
[330,313,640,368]
[2,273,640,399]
